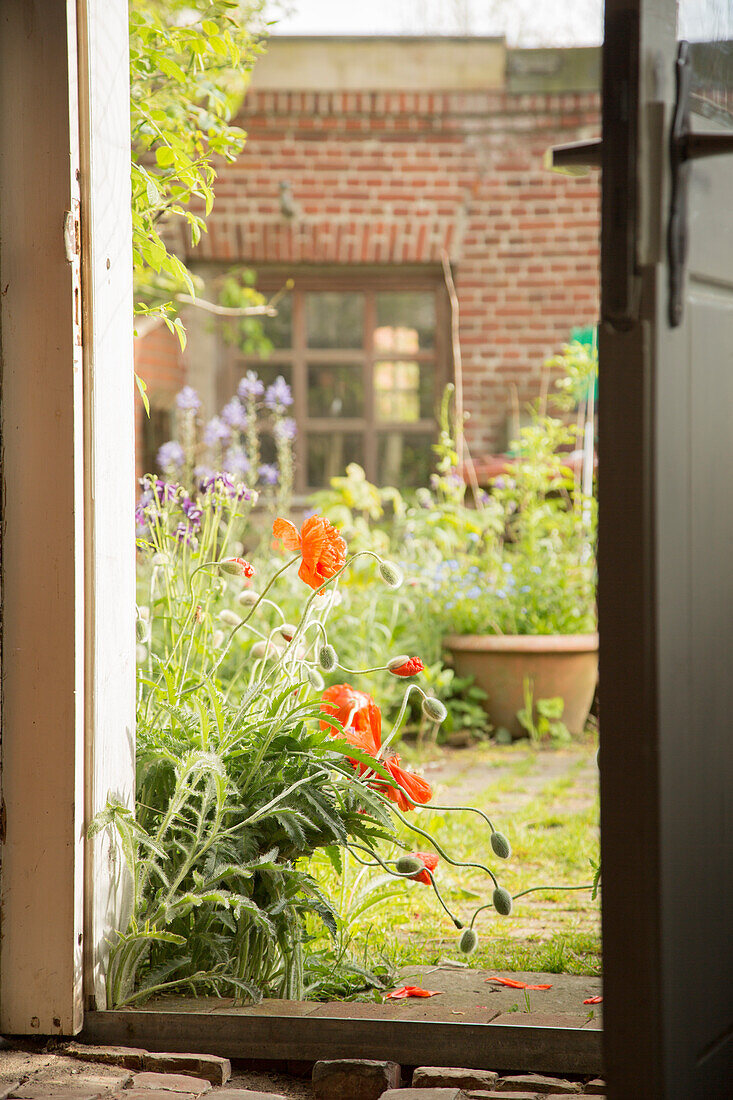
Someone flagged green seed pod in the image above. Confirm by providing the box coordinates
[238,589,260,607]
[135,617,149,643]
[318,643,337,671]
[219,609,241,627]
[307,667,325,691]
[493,886,513,916]
[422,696,448,723]
[490,831,512,860]
[458,928,479,955]
[395,854,423,876]
[379,560,403,589]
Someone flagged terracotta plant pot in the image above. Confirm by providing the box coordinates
[444,633,599,739]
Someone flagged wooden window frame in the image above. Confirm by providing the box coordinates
[217,267,452,495]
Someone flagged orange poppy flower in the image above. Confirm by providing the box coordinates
[386,985,442,999]
[387,656,425,677]
[410,851,439,885]
[320,684,382,761]
[381,754,432,811]
[273,515,347,589]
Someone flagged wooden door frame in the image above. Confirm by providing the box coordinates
[0,0,136,1032]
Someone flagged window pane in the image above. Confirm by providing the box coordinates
[377,431,434,488]
[307,432,364,487]
[261,290,293,348]
[306,292,364,348]
[374,360,435,422]
[308,363,364,418]
[375,291,435,351]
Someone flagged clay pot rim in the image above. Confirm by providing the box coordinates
[444,632,599,654]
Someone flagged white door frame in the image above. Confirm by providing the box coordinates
[0,0,135,1033]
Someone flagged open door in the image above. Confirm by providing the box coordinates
[599,0,733,1095]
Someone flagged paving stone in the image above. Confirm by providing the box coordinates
[312,1058,400,1100]
[206,1092,288,1099]
[382,1091,467,1100]
[467,1093,538,1100]
[65,1043,147,1070]
[9,1088,107,1100]
[142,1054,231,1086]
[583,1080,607,1095]
[10,1064,132,1098]
[0,1082,21,1100]
[496,1077,581,1094]
[120,1092,198,1100]
[130,1073,211,1095]
[413,1068,499,1091]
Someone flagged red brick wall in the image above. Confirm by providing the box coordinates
[142,85,601,458]
[134,323,185,474]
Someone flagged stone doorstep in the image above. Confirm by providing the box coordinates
[496,1077,581,1094]
[382,1090,467,1100]
[65,1045,148,1071]
[412,1068,499,1090]
[142,1054,231,1086]
[205,1093,289,1100]
[467,1093,539,1100]
[129,1072,211,1095]
[312,1058,401,1100]
[9,1090,109,1100]
[64,1046,230,1086]
[116,1093,199,1100]
[583,1081,606,1095]
[0,1082,21,1100]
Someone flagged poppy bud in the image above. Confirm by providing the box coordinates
[138,605,150,621]
[252,639,281,659]
[318,644,338,671]
[458,928,479,955]
[307,667,325,691]
[135,617,149,643]
[379,560,403,589]
[151,552,169,567]
[388,655,425,677]
[135,643,147,664]
[238,589,260,606]
[279,623,298,642]
[220,557,255,578]
[490,831,511,860]
[421,696,447,723]
[493,886,513,916]
[219,609,241,627]
[395,854,424,876]
[212,630,225,648]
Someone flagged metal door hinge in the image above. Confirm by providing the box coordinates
[669,42,733,326]
[63,209,80,261]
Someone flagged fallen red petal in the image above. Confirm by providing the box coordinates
[485,976,552,990]
[386,985,442,1000]
[584,996,603,1004]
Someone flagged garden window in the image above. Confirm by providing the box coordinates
[215,272,451,494]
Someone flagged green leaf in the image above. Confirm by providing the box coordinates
[155,145,175,168]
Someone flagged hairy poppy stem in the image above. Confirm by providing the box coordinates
[468,883,596,929]
[346,844,463,928]
[392,808,499,889]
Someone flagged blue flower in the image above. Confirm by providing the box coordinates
[520,585,531,593]
[264,376,293,410]
[467,586,482,599]
[274,416,297,442]
[496,589,507,599]
[531,565,542,575]
[238,371,264,401]
[156,440,184,473]
[175,385,201,411]
[502,562,513,573]
[220,398,248,431]
[258,463,279,486]
[203,417,231,447]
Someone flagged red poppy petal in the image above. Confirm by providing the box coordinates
[273,518,301,552]
[485,976,553,990]
[386,985,441,999]
[583,996,603,1004]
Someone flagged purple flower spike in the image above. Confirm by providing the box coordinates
[157,440,185,473]
[258,463,279,486]
[264,376,293,410]
[174,521,197,547]
[221,398,248,431]
[238,370,264,401]
[274,416,297,442]
[176,385,201,411]
[203,416,231,447]
[224,446,250,478]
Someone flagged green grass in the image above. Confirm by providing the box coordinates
[310,737,601,978]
